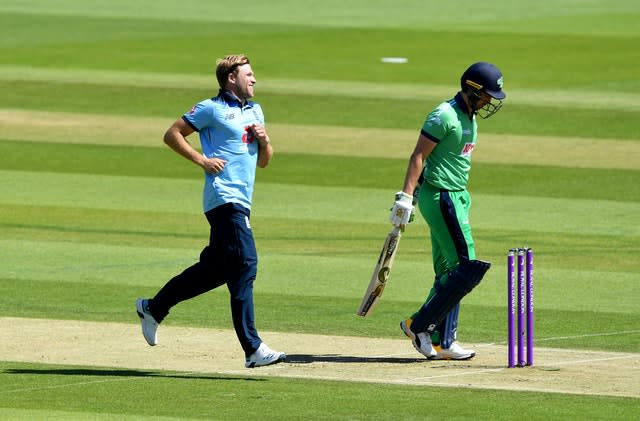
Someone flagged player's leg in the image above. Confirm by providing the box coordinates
[221,204,285,368]
[410,184,464,334]
[149,246,226,321]
[430,190,477,359]
[409,238,443,342]
[411,258,490,332]
[224,205,261,356]
[401,184,442,357]
[135,207,228,346]
[147,206,231,321]
[439,302,459,349]
[429,244,450,347]
[410,188,488,345]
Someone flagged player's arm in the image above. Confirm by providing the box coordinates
[163,118,226,174]
[401,133,437,195]
[250,123,273,168]
[390,133,437,230]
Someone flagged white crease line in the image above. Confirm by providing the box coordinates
[408,355,640,382]
[474,329,640,348]
[536,354,640,367]
[536,330,640,342]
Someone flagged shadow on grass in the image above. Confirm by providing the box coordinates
[286,354,425,364]
[285,355,504,370]
[3,368,264,381]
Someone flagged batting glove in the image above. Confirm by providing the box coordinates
[390,191,414,230]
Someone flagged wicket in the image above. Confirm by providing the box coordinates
[507,248,534,367]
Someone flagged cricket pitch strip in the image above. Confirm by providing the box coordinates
[1,317,638,398]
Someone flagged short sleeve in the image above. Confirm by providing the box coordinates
[421,108,447,143]
[182,100,215,132]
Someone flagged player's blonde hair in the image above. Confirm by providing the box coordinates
[215,54,250,88]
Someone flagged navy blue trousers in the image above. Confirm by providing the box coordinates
[149,203,261,356]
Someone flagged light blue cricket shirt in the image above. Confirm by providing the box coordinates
[182,90,265,212]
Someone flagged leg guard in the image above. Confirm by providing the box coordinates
[411,259,491,334]
[429,274,459,347]
[439,303,460,348]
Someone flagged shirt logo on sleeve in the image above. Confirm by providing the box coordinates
[426,112,442,127]
[461,143,475,157]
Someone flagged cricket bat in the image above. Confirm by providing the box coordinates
[357,226,402,316]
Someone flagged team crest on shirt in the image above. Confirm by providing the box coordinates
[461,143,475,157]
[242,126,255,144]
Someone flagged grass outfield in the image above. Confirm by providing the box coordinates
[1,1,639,419]
[2,361,637,420]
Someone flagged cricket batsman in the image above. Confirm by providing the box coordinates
[390,62,506,360]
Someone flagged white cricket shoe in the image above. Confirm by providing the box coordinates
[400,319,436,358]
[135,298,159,346]
[245,343,286,368]
[432,342,476,360]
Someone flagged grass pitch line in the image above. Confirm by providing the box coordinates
[1,317,638,397]
[0,376,147,395]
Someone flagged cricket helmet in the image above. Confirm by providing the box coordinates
[460,62,505,118]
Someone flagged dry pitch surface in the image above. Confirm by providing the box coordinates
[1,317,638,398]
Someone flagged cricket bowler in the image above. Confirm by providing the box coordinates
[390,62,506,360]
[135,55,285,368]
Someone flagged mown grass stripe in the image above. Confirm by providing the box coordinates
[2,211,637,274]
[1,141,639,203]
[4,200,636,254]
[1,1,639,40]
[1,66,638,111]
[1,0,637,24]
[3,200,636,247]
[2,170,638,236]
[2,108,638,169]
[2,80,638,140]
[1,141,639,202]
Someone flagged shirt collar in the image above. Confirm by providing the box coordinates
[454,91,474,121]
[218,89,252,108]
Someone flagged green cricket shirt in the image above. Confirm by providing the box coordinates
[420,92,477,191]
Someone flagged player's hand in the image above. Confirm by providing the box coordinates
[202,157,227,175]
[249,124,270,145]
[390,191,414,231]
